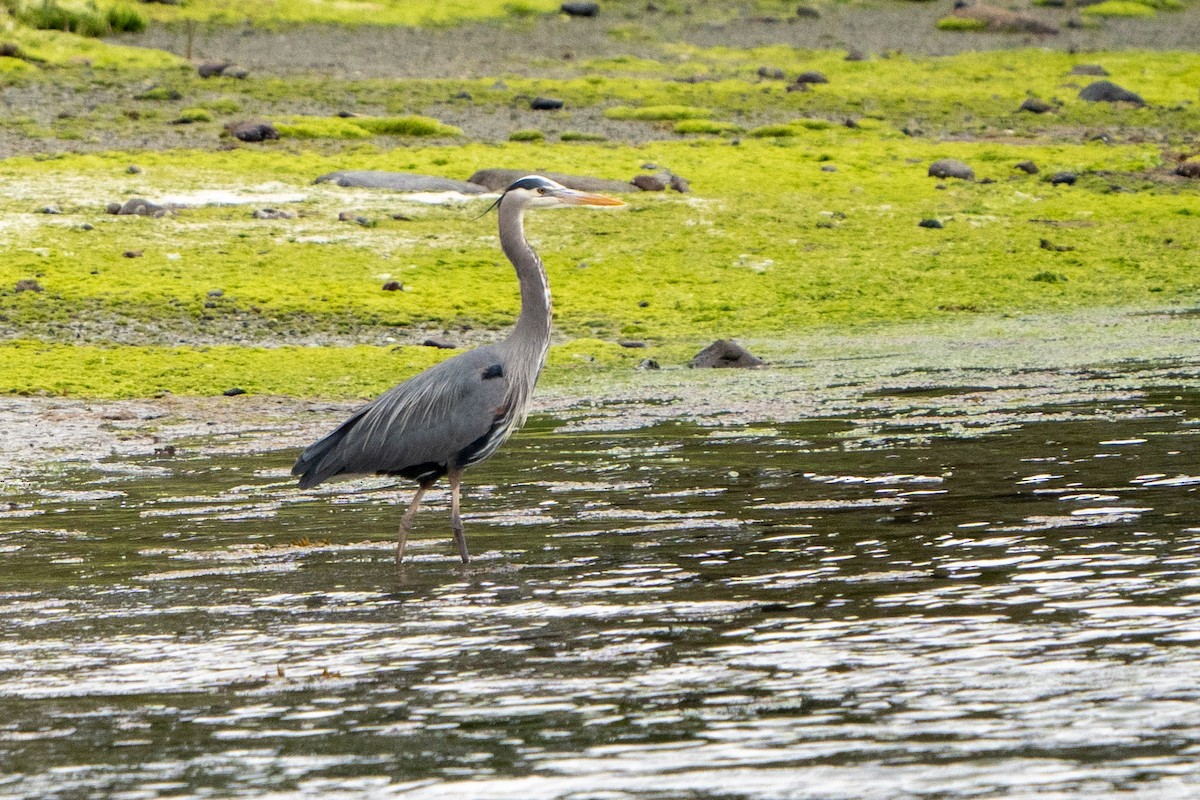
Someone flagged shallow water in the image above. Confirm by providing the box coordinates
[2,391,1199,799]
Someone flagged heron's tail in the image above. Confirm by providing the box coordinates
[291,413,365,489]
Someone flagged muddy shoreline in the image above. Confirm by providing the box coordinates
[4,306,1196,482]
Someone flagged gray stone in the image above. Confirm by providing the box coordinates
[688,339,765,369]
[316,171,488,193]
[561,1,599,16]
[468,168,635,193]
[928,159,975,180]
[1078,80,1145,105]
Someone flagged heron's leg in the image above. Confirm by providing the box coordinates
[397,481,431,565]
[449,469,470,564]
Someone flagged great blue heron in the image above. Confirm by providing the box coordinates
[292,175,624,564]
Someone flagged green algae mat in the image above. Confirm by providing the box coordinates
[1,4,1198,398]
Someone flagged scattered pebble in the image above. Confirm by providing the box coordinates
[820,164,837,172]
[123,250,143,258]
[198,61,231,78]
[1176,162,1200,179]
[1049,171,1078,186]
[530,96,565,110]
[226,119,279,143]
[632,174,668,191]
[1070,64,1109,77]
[108,198,169,217]
[252,208,296,220]
[794,70,829,84]
[919,218,944,229]
[382,281,403,291]
[618,340,646,348]
[207,289,224,298]
[223,387,247,396]
[928,158,975,180]
[422,338,456,349]
[14,279,44,293]
[668,173,691,193]
[637,358,661,370]
[1040,238,1074,252]
[1078,80,1145,106]
[688,339,765,369]
[1019,97,1054,114]
[757,66,786,80]
[1014,160,1039,174]
[560,1,599,16]
[39,205,62,214]
[126,164,142,174]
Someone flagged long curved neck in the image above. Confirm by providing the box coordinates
[498,201,553,351]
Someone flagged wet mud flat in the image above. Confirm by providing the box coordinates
[2,316,1200,798]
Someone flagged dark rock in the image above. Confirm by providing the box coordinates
[786,82,810,93]
[382,281,403,291]
[796,5,820,18]
[637,358,661,371]
[561,1,599,16]
[757,66,786,80]
[206,289,224,298]
[337,211,357,222]
[223,387,247,396]
[668,173,691,193]
[39,205,62,214]
[793,70,829,85]
[688,339,765,369]
[79,223,93,231]
[1176,162,1200,179]
[452,91,473,101]
[1049,171,1078,185]
[126,164,142,174]
[820,164,837,172]
[928,159,975,180]
[252,208,295,220]
[530,96,565,110]
[13,279,43,293]
[618,340,647,348]
[123,250,143,258]
[226,120,279,142]
[1078,80,1145,106]
[1070,64,1109,77]
[918,218,944,229]
[632,174,668,192]
[226,67,249,80]
[315,171,488,193]
[468,168,634,194]
[197,61,230,78]
[422,338,457,349]
[844,49,868,62]
[1019,97,1054,114]
[1014,160,1039,174]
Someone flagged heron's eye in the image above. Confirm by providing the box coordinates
[537,187,548,195]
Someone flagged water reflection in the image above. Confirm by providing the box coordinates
[1,393,1199,799]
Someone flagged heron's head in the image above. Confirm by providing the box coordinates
[498,175,625,211]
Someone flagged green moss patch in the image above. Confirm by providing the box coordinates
[604,105,714,122]
[273,115,462,140]
[1082,1,1158,17]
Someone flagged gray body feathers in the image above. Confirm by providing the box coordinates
[292,343,529,488]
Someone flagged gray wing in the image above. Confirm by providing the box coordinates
[292,346,509,489]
